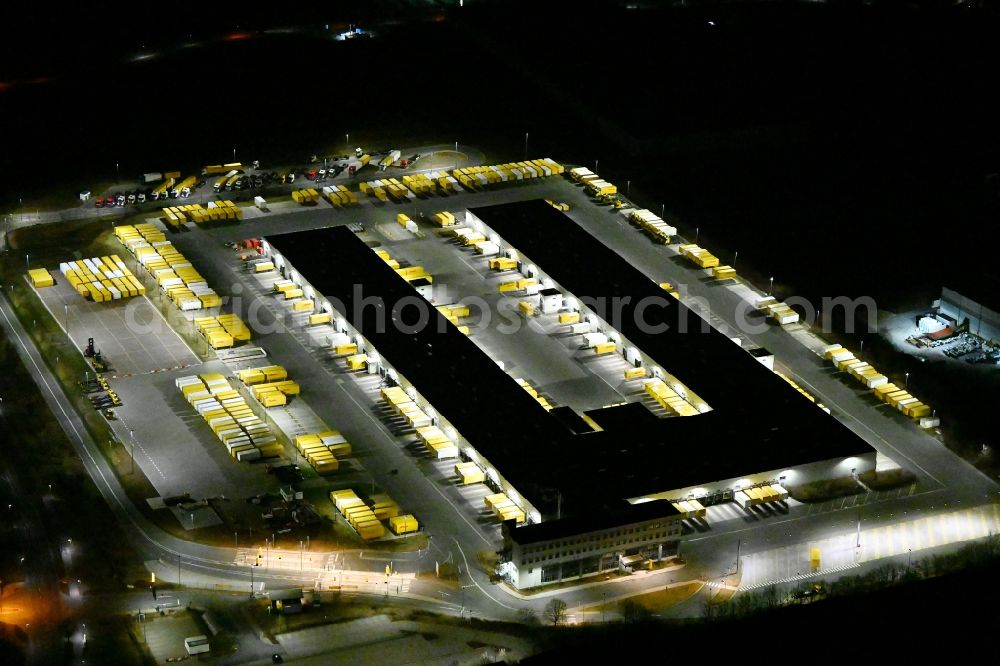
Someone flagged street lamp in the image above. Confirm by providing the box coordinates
[346,133,349,148]
[768,276,774,296]
[905,372,910,388]
[524,132,529,159]
[626,180,630,197]
[695,227,700,243]
[733,250,738,269]
[594,159,598,172]
[233,147,237,162]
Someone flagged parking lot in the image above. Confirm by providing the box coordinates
[34,274,200,377]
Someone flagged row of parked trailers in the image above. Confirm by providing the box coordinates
[823,344,933,420]
[754,295,800,326]
[115,224,223,311]
[270,278,315,314]
[775,371,829,413]
[678,243,720,269]
[175,373,281,462]
[484,492,526,524]
[644,378,699,417]
[400,171,459,195]
[626,208,677,245]
[58,255,146,303]
[163,201,242,228]
[236,365,301,408]
[294,431,352,475]
[331,489,420,540]
[451,158,564,190]
[360,178,414,202]
[323,185,359,208]
[735,484,789,510]
[194,314,251,349]
[515,377,554,411]
[670,499,707,519]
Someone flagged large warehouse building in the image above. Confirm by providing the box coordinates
[264,200,877,590]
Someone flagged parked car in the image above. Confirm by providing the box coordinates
[95,197,105,208]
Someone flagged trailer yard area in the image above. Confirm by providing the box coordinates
[32,270,200,376]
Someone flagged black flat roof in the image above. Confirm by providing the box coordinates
[507,499,680,546]
[267,206,872,518]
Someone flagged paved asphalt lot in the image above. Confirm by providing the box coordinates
[6,163,999,635]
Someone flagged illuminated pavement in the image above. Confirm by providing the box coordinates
[739,503,1000,591]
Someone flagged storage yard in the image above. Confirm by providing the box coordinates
[260,196,880,589]
[18,152,987,594]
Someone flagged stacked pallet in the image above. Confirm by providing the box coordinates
[294,431,351,475]
[175,374,279,462]
[194,314,252,349]
[515,378,553,411]
[330,489,385,541]
[58,255,145,303]
[644,379,698,417]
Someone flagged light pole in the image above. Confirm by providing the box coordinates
[859,339,864,357]
[768,276,774,296]
[905,372,910,388]
[233,147,237,162]
[594,159,598,173]
[733,250,738,269]
[346,133,349,148]
[626,180,630,197]
[524,132,529,159]
[660,203,665,218]
[695,227,699,243]
[235,531,238,549]
[116,162,120,183]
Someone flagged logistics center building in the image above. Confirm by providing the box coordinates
[263,199,878,590]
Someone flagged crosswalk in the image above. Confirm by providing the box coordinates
[740,563,860,592]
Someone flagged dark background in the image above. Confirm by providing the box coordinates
[2,0,1000,654]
